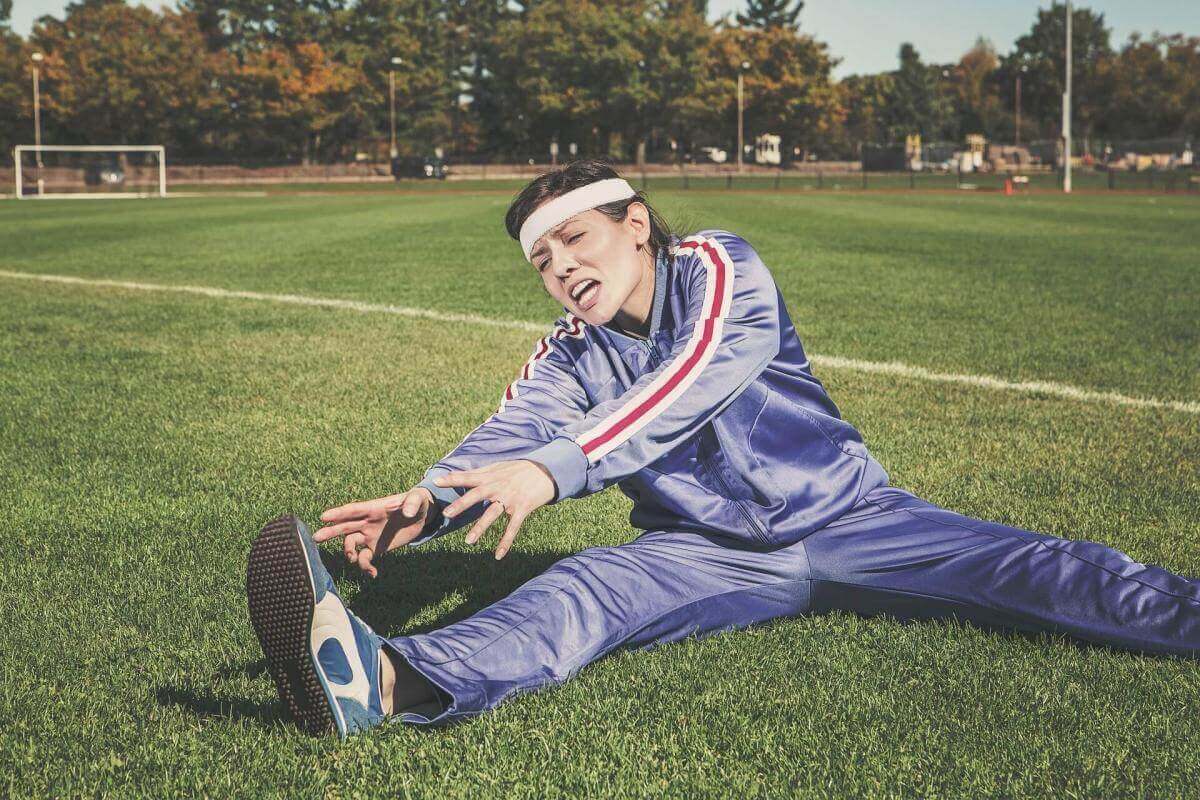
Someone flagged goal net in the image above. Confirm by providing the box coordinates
[14,145,167,199]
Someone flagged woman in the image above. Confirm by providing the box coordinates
[247,159,1200,739]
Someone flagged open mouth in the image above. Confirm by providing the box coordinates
[570,279,601,310]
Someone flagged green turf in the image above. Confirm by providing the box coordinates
[0,190,1197,797]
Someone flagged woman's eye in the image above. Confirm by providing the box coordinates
[568,232,584,244]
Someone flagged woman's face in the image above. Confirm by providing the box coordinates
[528,202,653,327]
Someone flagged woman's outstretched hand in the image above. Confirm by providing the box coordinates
[436,460,557,560]
[314,487,434,578]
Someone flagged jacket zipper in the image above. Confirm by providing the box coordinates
[644,342,770,546]
[704,450,771,545]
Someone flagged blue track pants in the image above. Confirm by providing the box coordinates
[386,487,1200,724]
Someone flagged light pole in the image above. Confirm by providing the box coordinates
[635,58,646,167]
[1062,0,1073,193]
[737,60,749,173]
[1015,63,1028,145]
[31,52,44,196]
[389,56,403,160]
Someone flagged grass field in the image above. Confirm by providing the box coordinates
[0,189,1197,797]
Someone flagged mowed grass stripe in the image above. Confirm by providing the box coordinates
[1,281,1197,798]
[1,192,1195,401]
[2,267,1197,417]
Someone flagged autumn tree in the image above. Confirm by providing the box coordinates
[29,3,233,154]
[225,41,362,162]
[0,14,27,156]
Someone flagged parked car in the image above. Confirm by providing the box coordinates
[391,156,448,180]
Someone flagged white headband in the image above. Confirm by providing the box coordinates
[519,178,637,261]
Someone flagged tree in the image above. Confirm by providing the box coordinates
[999,3,1113,141]
[334,0,469,159]
[440,0,515,158]
[663,0,707,13]
[697,23,842,162]
[29,4,233,154]
[837,72,893,153]
[635,1,714,163]
[226,41,362,162]
[0,24,28,157]
[486,0,653,160]
[884,43,953,141]
[1161,35,1200,140]
[947,38,1004,139]
[1102,34,1200,142]
[736,0,803,31]
[182,0,344,54]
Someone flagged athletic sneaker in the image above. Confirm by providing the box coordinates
[246,514,388,738]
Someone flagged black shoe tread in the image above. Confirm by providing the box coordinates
[246,515,337,737]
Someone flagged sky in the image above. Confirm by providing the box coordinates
[9,0,1200,77]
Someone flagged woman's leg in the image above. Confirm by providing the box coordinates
[801,486,1200,656]
[385,528,813,724]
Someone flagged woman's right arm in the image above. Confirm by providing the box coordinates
[314,317,590,572]
[412,316,591,541]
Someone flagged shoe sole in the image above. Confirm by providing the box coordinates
[246,515,341,737]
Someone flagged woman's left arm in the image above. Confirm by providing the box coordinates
[520,231,781,499]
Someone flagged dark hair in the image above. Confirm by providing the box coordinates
[504,159,675,257]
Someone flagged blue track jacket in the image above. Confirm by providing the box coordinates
[416,230,888,547]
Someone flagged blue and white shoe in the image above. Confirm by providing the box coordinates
[246,514,388,738]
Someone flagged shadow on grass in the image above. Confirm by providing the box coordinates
[155,685,288,728]
[325,546,572,638]
[156,546,573,729]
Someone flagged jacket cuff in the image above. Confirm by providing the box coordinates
[524,437,588,502]
[417,466,461,508]
[410,467,461,543]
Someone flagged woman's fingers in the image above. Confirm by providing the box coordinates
[400,489,427,518]
[464,501,506,546]
[313,520,363,543]
[356,546,377,579]
[494,510,528,560]
[434,469,482,490]
[443,485,491,519]
[320,500,372,523]
[343,532,366,563]
[322,493,406,522]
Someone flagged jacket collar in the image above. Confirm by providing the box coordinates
[596,243,671,347]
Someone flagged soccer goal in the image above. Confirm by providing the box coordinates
[13,145,167,199]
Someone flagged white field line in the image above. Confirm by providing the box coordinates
[2,268,1197,416]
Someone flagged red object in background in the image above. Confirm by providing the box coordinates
[1004,178,1014,195]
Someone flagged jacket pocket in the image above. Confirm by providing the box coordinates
[746,389,867,533]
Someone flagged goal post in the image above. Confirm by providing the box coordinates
[13,145,167,199]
